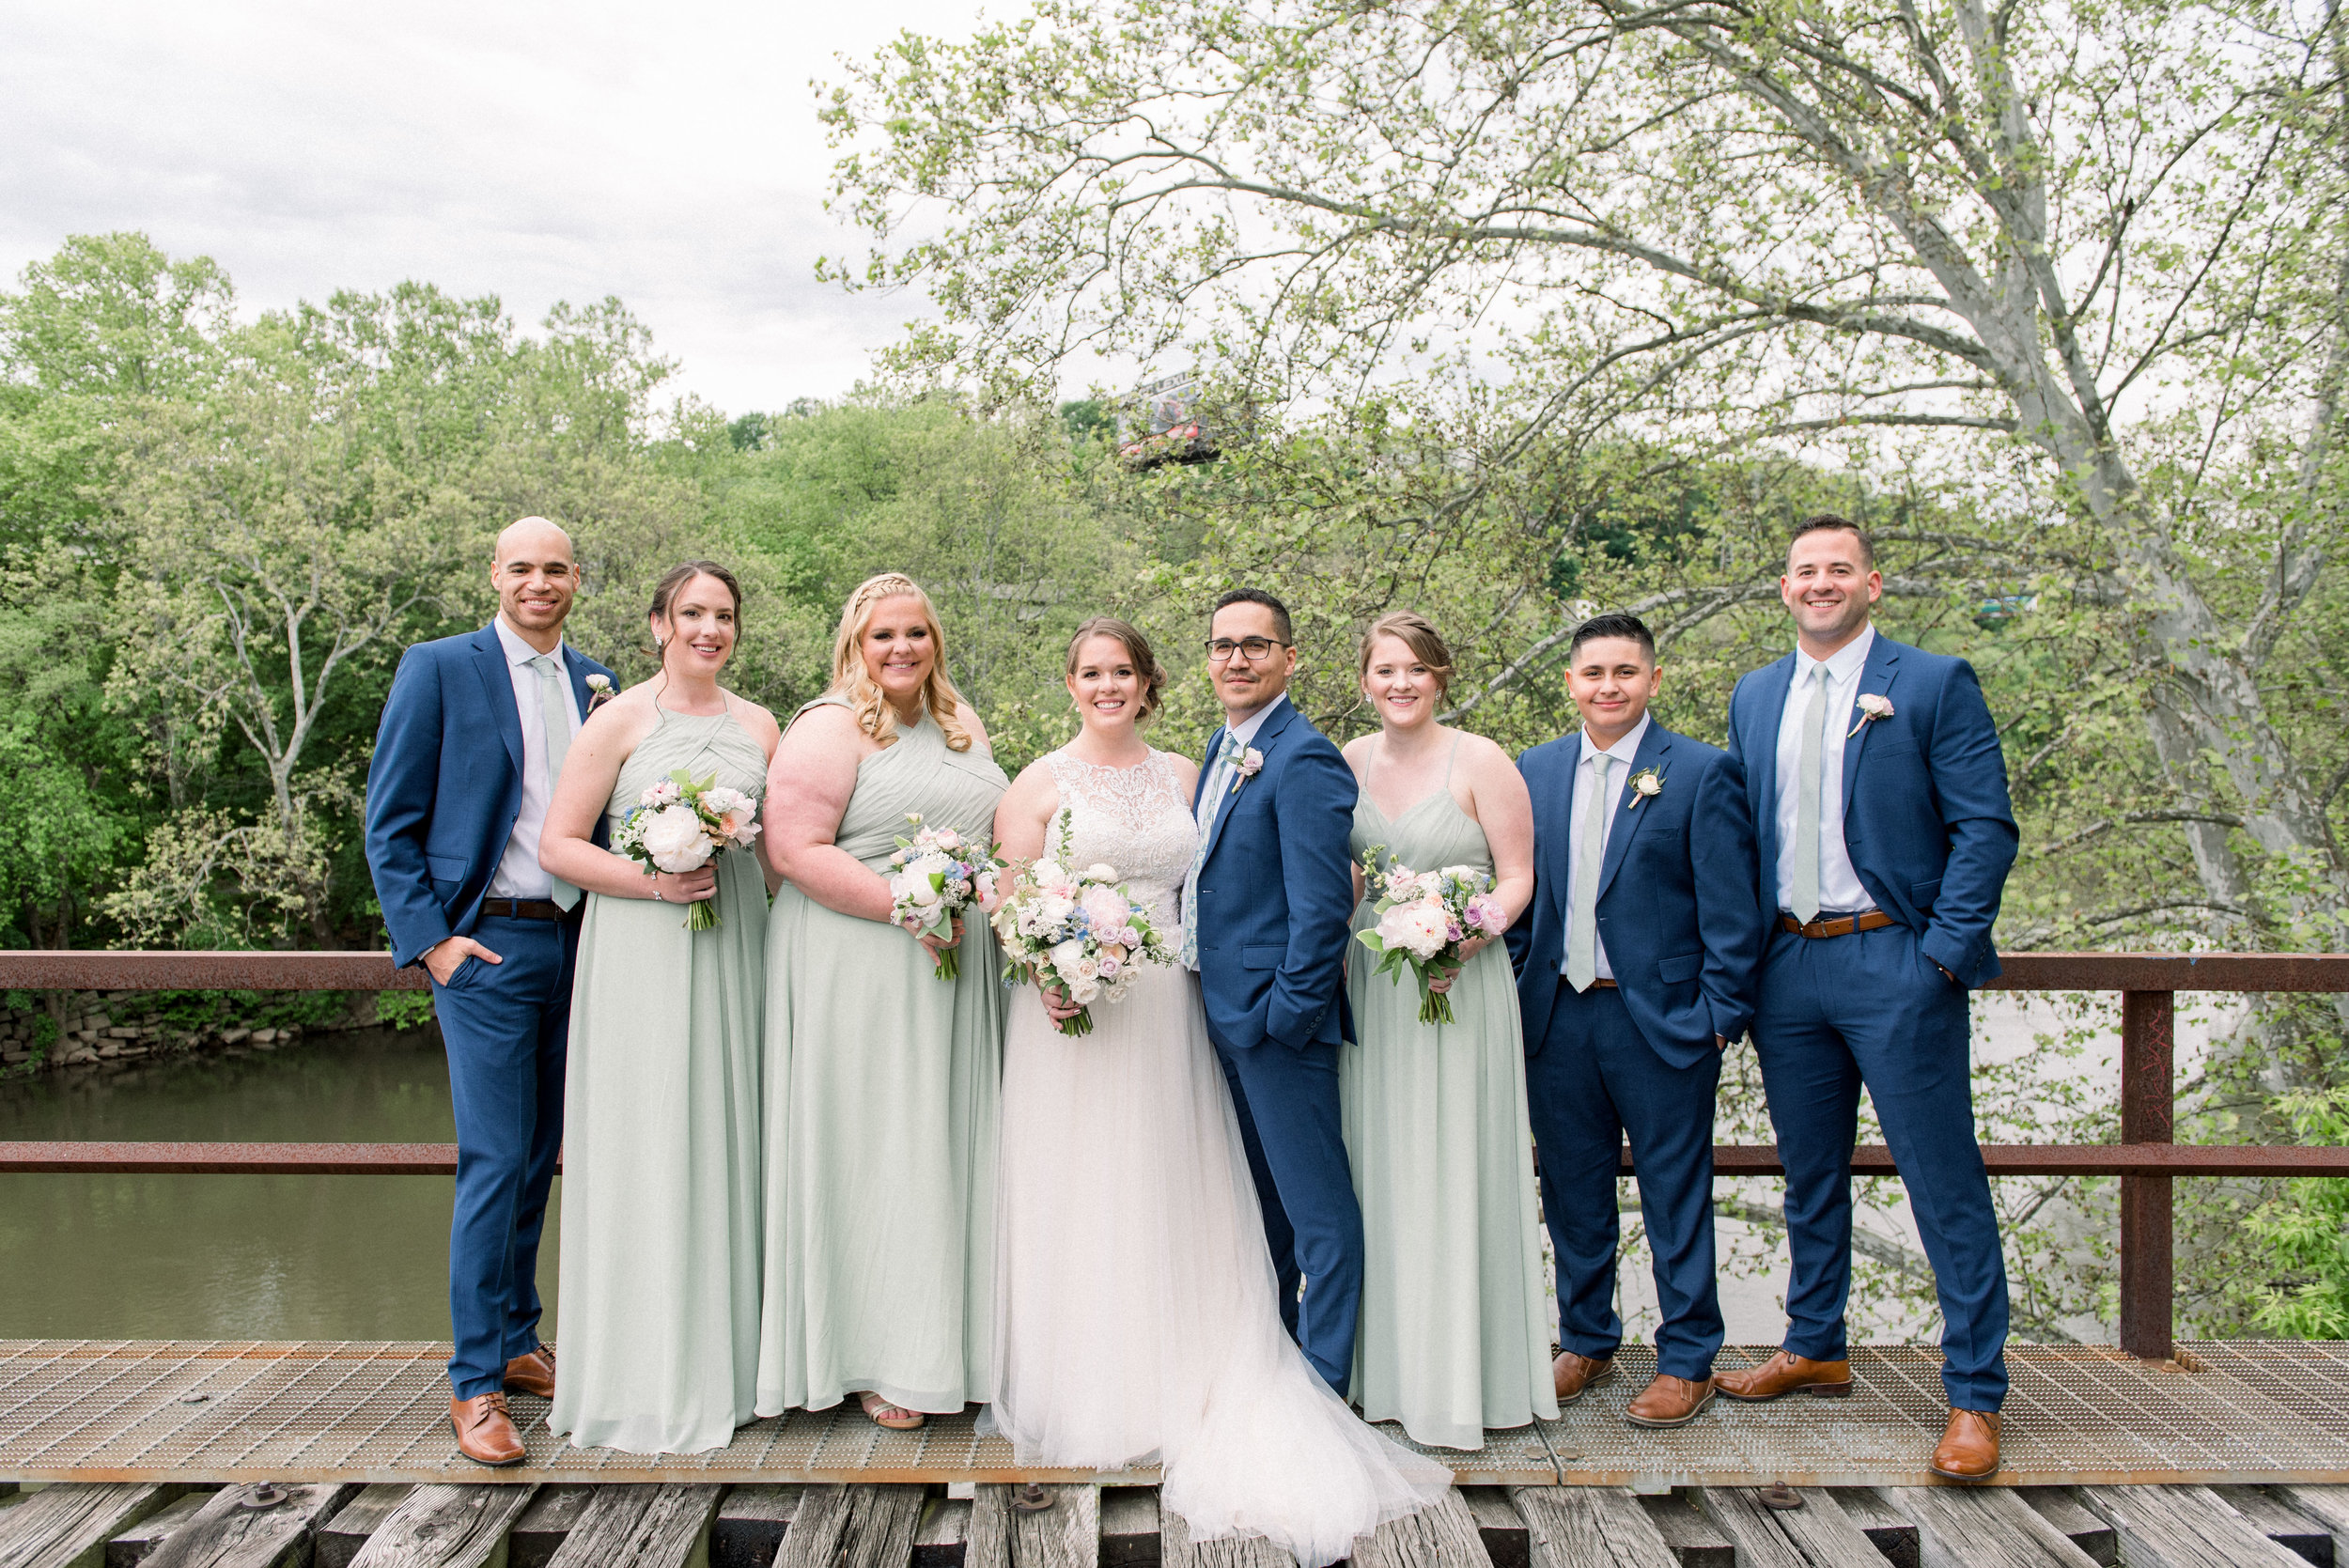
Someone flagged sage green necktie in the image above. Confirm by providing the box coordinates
[1791,661,1828,924]
[1565,754,1609,992]
[530,655,581,911]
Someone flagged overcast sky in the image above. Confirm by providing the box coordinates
[0,0,981,416]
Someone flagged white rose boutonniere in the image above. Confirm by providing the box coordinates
[1230,746,1265,794]
[1848,692,1895,738]
[585,673,616,713]
[1625,767,1664,809]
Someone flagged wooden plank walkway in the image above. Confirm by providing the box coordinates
[6,1342,2349,1489]
[13,1479,2347,1568]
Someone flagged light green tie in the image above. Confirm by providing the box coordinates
[1565,754,1609,992]
[1791,661,1828,924]
[530,655,581,912]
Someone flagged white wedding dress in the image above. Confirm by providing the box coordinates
[989,749,1452,1567]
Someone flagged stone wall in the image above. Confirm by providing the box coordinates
[0,991,384,1073]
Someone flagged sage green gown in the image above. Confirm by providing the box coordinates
[757,698,1008,1417]
[550,705,770,1454]
[1343,743,1558,1450]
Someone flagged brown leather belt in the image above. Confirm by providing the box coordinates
[1560,977,1619,989]
[477,898,566,922]
[1781,909,1895,939]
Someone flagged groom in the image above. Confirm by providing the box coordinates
[1182,588,1364,1393]
[365,516,615,1467]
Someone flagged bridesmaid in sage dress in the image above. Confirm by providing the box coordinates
[539,562,782,1454]
[1340,612,1557,1450]
[758,573,1008,1430]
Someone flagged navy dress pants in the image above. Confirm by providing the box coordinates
[428,913,578,1399]
[1210,1027,1364,1395]
[1751,923,2010,1410]
[1524,982,1725,1381]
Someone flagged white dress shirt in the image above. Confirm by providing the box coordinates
[1771,623,1875,915]
[1559,713,1650,980]
[489,614,583,900]
[1194,691,1288,832]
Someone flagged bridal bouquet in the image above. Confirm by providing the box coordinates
[613,768,762,930]
[887,815,1004,980]
[1354,852,1510,1025]
[992,812,1174,1035]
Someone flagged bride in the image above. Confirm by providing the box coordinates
[988,616,1451,1567]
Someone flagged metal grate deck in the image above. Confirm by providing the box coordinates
[1,1340,2343,1487]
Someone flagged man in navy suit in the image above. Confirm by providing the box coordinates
[1717,516,2018,1481]
[1509,613,1764,1429]
[1181,588,1363,1392]
[364,516,615,1467]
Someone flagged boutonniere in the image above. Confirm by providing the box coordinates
[1848,692,1894,738]
[1625,767,1664,809]
[585,673,615,712]
[1229,746,1265,794]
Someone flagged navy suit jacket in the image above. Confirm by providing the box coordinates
[1508,723,1765,1068]
[365,624,615,969]
[1726,632,2018,987]
[1189,700,1360,1051]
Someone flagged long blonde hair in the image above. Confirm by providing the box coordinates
[828,573,977,753]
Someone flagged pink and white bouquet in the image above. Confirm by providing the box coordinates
[613,768,762,931]
[991,812,1174,1035]
[1353,853,1510,1025]
[887,814,1004,981]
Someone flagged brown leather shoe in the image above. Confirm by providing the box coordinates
[1625,1374,1717,1428]
[1551,1350,1615,1405]
[1931,1408,2000,1480]
[503,1343,556,1400]
[450,1392,526,1467]
[1714,1349,1854,1401]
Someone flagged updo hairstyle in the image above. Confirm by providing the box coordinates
[645,559,744,657]
[1065,615,1168,723]
[1357,611,1455,694]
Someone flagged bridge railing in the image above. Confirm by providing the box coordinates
[2,949,2345,1361]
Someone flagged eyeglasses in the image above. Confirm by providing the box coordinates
[1203,636,1292,663]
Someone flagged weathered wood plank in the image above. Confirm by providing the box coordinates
[964,1488,1010,1568]
[142,1483,361,1568]
[316,1485,414,1568]
[1895,1487,2104,1568]
[2017,1490,2116,1567]
[1627,1495,1728,1568]
[1098,1490,1159,1568]
[543,1485,723,1568]
[2081,1484,2308,1568]
[913,1498,971,1568]
[0,1483,184,1568]
[1457,1489,1526,1568]
[1155,1498,1293,1568]
[1008,1486,1097,1568]
[507,1488,592,1568]
[106,1495,210,1568]
[1508,1486,1676,1568]
[1827,1488,1919,1568]
[713,1487,806,1568]
[347,1483,539,1568]
[1697,1487,1879,1568]
[1348,1490,1488,1568]
[776,1487,926,1568]
[2217,1487,2336,1567]
[2279,1489,2349,1560]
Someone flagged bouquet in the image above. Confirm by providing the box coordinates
[992,810,1175,1035]
[1353,852,1509,1024]
[613,768,762,930]
[887,815,1004,980]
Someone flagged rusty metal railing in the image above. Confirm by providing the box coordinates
[2,948,2345,1361]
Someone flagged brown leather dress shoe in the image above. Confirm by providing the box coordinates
[450,1392,527,1467]
[1714,1349,1854,1401]
[1626,1374,1717,1428]
[1552,1349,1615,1405]
[1931,1408,2000,1480]
[503,1343,556,1400]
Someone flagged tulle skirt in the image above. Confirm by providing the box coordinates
[988,962,1451,1567]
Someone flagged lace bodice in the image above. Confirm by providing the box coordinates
[1042,749,1199,930]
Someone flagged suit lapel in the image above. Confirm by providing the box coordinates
[469,624,525,777]
[561,645,597,723]
[1538,750,1577,936]
[1840,635,1902,802]
[1202,701,1295,867]
[1596,723,1671,901]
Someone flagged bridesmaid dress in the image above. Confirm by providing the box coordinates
[550,704,770,1454]
[756,697,1009,1417]
[1342,737,1559,1450]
